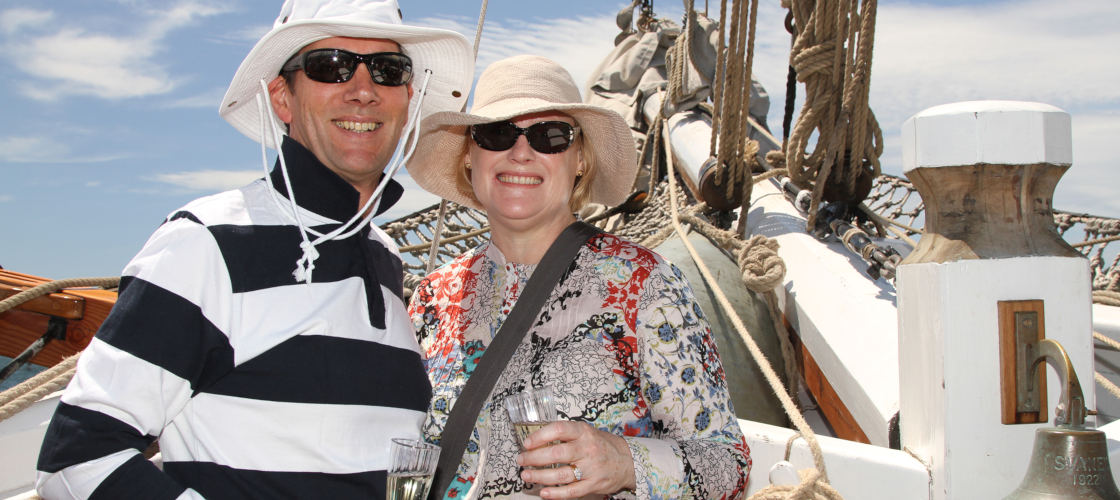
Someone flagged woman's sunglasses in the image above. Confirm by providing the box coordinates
[281,49,413,86]
[470,121,580,154]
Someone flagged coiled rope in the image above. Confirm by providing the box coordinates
[768,0,883,230]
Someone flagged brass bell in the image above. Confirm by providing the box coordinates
[1005,339,1120,499]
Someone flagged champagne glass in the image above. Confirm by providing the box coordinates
[504,385,560,468]
[387,438,439,500]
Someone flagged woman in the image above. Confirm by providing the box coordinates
[407,55,750,499]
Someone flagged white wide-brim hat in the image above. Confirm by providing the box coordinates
[220,0,474,148]
[408,55,638,211]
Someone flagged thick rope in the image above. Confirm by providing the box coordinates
[859,203,919,247]
[774,0,882,230]
[753,168,790,185]
[710,0,729,157]
[1090,282,1120,407]
[1096,371,1120,402]
[0,277,120,315]
[402,225,491,254]
[1094,290,1120,307]
[664,0,695,112]
[470,0,489,55]
[426,202,452,274]
[750,468,844,499]
[0,353,78,423]
[733,0,762,235]
[1074,234,1120,248]
[1095,331,1120,352]
[1093,328,1120,402]
[710,0,761,223]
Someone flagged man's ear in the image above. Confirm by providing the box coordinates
[268,75,294,125]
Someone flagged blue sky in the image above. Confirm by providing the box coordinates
[1,0,1117,279]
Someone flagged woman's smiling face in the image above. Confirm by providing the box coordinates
[467,111,584,233]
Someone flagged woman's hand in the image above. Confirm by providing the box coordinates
[517,421,636,499]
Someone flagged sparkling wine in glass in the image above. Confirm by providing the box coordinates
[387,438,439,500]
[504,385,561,469]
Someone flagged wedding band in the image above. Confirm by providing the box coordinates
[570,463,583,482]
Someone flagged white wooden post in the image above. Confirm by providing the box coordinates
[896,101,1092,499]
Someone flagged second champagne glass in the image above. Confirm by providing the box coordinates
[504,385,560,469]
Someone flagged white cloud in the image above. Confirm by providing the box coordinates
[222,23,271,45]
[415,9,655,98]
[870,0,1120,127]
[2,1,229,101]
[14,28,174,100]
[162,87,227,109]
[0,135,126,164]
[866,0,1120,217]
[0,194,12,203]
[142,2,228,39]
[0,8,52,34]
[1058,111,1120,215]
[0,136,63,162]
[152,169,262,192]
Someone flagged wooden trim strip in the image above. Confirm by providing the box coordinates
[792,333,871,444]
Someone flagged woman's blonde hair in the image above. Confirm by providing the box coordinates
[568,134,596,211]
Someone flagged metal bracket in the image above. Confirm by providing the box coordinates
[1015,311,1041,413]
[0,315,69,385]
[999,300,1048,424]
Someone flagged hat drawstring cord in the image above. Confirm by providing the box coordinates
[255,80,319,284]
[252,70,435,284]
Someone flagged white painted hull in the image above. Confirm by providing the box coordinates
[0,393,58,498]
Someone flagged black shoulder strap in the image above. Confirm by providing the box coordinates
[429,221,602,499]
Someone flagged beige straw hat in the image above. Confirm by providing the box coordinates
[220,0,474,148]
[407,55,638,211]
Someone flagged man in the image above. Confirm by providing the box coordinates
[35,1,472,498]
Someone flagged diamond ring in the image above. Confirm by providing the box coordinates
[570,463,583,482]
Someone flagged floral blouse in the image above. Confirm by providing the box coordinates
[408,233,750,499]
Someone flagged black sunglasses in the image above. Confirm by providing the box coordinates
[470,121,580,154]
[281,49,413,86]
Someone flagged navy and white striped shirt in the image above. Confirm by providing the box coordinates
[37,138,430,499]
